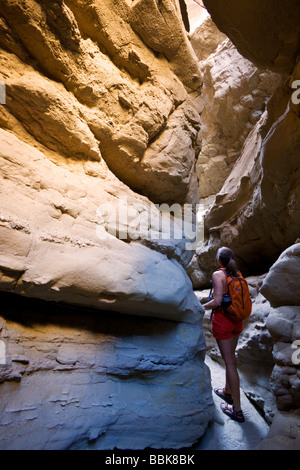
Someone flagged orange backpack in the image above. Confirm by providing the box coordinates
[220,268,252,322]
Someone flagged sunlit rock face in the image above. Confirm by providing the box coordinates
[0,0,204,321]
[1,0,300,451]
[186,18,283,288]
[0,0,213,450]
[197,37,281,200]
[0,0,202,206]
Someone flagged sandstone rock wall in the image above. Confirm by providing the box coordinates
[1,0,300,451]
[0,0,213,450]
[0,0,202,205]
[0,0,204,321]
[0,128,202,323]
[197,37,281,200]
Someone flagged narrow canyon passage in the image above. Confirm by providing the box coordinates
[194,282,273,450]
[196,356,270,450]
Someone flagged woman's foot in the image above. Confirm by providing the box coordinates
[214,388,233,405]
[220,403,245,423]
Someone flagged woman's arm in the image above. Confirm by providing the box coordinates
[203,270,225,310]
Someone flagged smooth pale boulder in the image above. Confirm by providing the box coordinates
[261,243,300,308]
[0,128,201,323]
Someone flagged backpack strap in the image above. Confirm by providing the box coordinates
[219,267,242,279]
[218,267,242,296]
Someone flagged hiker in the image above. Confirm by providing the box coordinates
[203,246,251,423]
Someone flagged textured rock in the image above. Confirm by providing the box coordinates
[0,0,202,205]
[0,292,213,450]
[1,0,300,451]
[0,0,213,450]
[197,38,281,199]
[257,411,300,450]
[195,68,299,283]
[193,1,300,449]
[0,121,214,448]
[250,245,300,449]
[188,15,293,286]
[261,244,300,412]
[0,128,200,323]
[0,0,203,319]
[190,16,227,61]
[261,243,300,308]
[129,0,202,91]
[195,2,300,281]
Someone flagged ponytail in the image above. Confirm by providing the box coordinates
[217,247,239,276]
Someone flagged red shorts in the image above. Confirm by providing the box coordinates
[212,308,243,340]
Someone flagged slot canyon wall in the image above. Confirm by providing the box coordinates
[0,0,212,450]
[0,0,299,450]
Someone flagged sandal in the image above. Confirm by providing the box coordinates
[214,388,233,405]
[220,403,245,423]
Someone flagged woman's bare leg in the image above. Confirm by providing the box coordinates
[217,335,241,411]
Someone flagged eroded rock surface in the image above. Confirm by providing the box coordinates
[261,244,300,411]
[0,0,212,450]
[0,292,213,450]
[0,0,202,204]
[258,244,300,449]
[1,0,300,451]
[0,128,202,323]
[197,37,281,200]
[0,0,204,319]
[195,62,300,284]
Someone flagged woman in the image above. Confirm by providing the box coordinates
[203,246,245,423]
